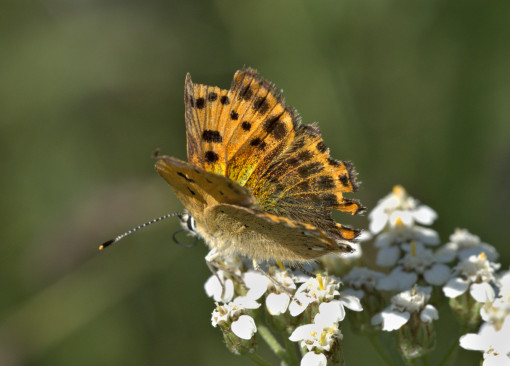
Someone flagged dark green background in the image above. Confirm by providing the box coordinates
[1,0,508,365]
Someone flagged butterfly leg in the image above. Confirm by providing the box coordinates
[205,249,247,299]
[205,248,227,297]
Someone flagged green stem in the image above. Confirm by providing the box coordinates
[368,334,399,366]
[246,352,274,366]
[437,331,463,366]
[284,336,300,366]
[403,357,419,366]
[437,323,468,366]
[258,325,295,366]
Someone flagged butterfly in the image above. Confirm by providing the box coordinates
[155,68,364,265]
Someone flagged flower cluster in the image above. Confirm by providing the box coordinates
[205,264,362,365]
[200,185,508,366]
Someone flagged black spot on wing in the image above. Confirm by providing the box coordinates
[240,85,253,100]
[297,150,313,162]
[202,130,222,143]
[196,97,205,109]
[339,174,350,187]
[208,92,217,101]
[242,121,251,131]
[263,115,288,140]
[253,96,269,114]
[297,162,324,177]
[205,151,219,163]
[250,138,262,146]
[322,193,339,207]
[316,141,327,153]
[230,110,239,120]
[328,158,341,166]
[316,175,335,190]
[177,172,195,183]
[220,95,230,105]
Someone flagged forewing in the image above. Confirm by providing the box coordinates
[183,69,298,186]
[155,156,255,219]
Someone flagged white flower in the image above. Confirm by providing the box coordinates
[301,352,328,366]
[205,270,235,303]
[443,253,499,300]
[436,228,499,263]
[372,287,438,331]
[343,267,385,296]
[377,243,451,291]
[460,317,510,366]
[289,275,340,316]
[369,185,437,234]
[289,319,342,352]
[377,267,418,292]
[374,217,440,267]
[263,267,297,315]
[211,297,260,340]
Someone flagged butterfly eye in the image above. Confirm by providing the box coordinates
[186,215,197,232]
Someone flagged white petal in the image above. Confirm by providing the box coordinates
[371,312,383,326]
[481,319,510,353]
[390,211,414,227]
[424,264,451,285]
[301,352,328,366]
[317,301,345,324]
[369,211,388,234]
[416,227,440,246]
[204,274,234,303]
[289,324,318,342]
[434,244,458,263]
[340,294,363,312]
[231,315,257,340]
[470,282,495,303]
[443,277,469,298]
[289,293,312,316]
[372,309,410,331]
[244,271,270,300]
[374,233,393,248]
[266,293,290,316]
[413,206,437,225]
[483,354,510,366]
[376,246,401,267]
[459,333,486,351]
[420,304,439,322]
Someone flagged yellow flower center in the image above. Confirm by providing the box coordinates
[277,261,285,271]
[393,185,405,196]
[317,274,325,291]
[394,217,405,227]
[320,331,326,343]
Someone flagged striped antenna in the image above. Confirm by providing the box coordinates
[99,213,183,250]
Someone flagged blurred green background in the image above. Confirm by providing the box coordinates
[1,0,509,365]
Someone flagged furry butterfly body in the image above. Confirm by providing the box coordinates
[156,69,364,264]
